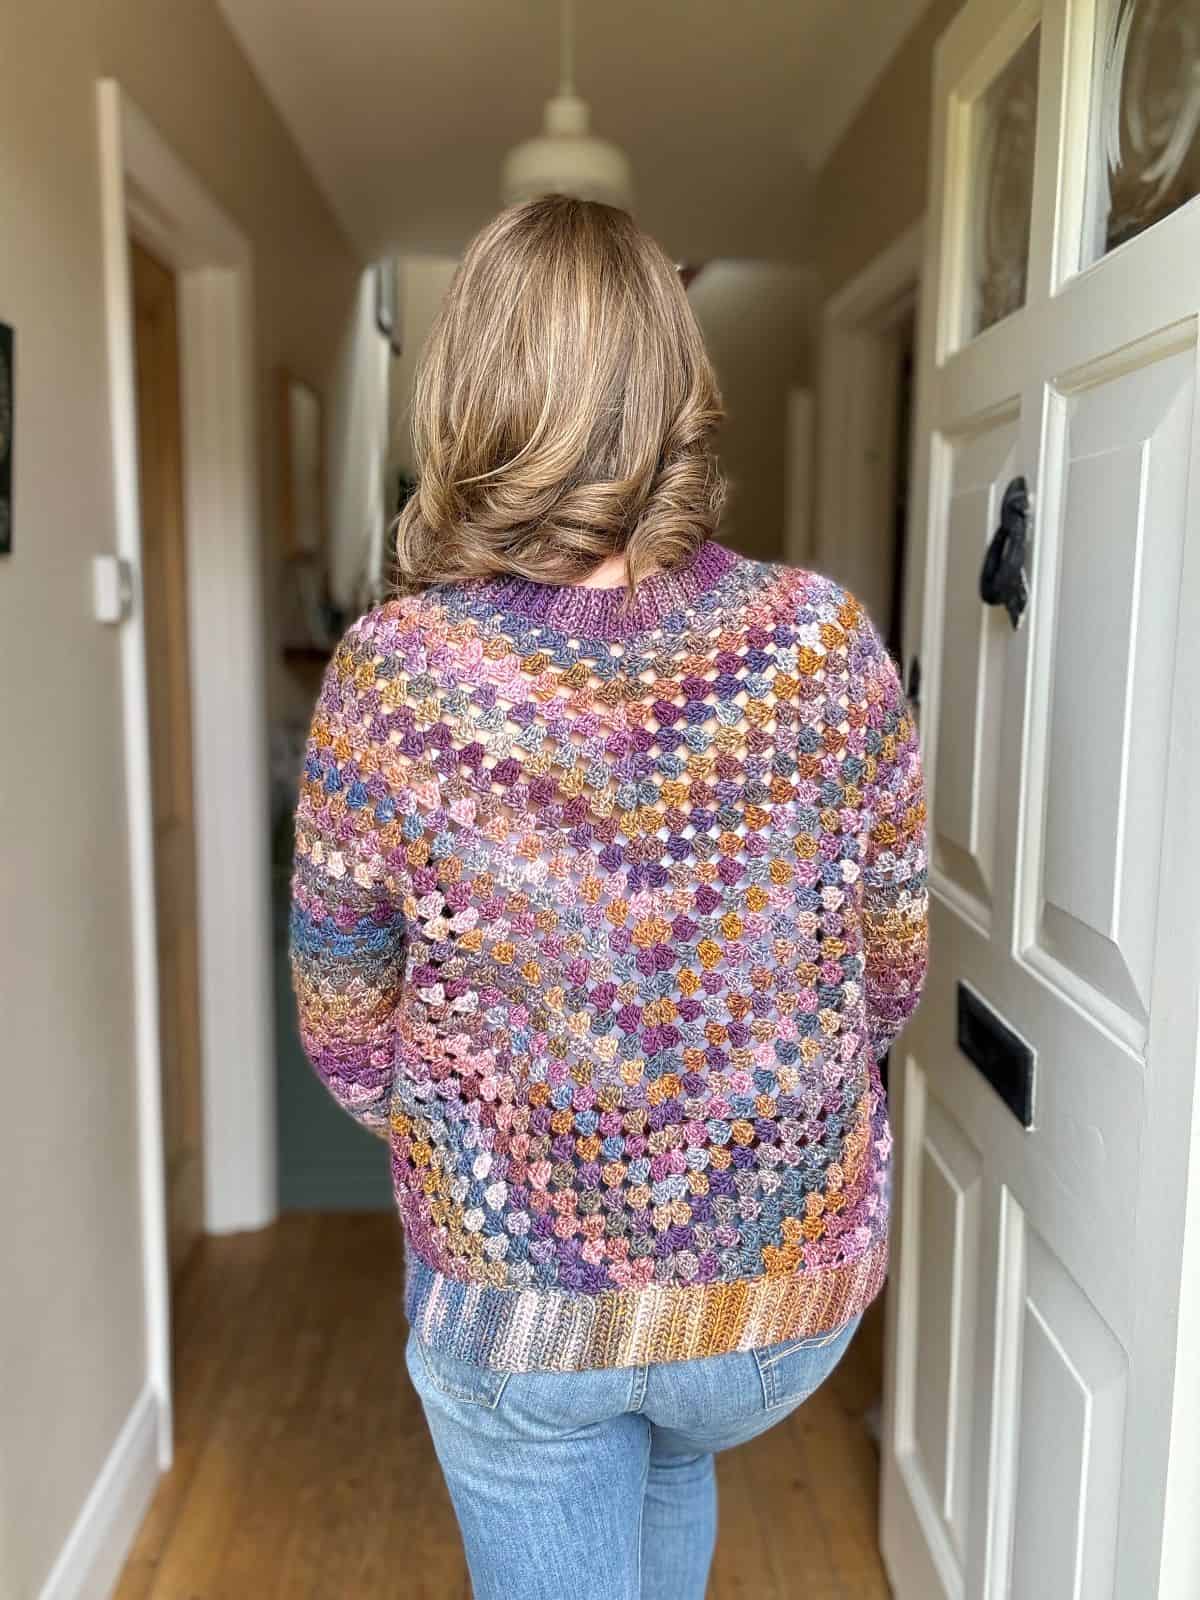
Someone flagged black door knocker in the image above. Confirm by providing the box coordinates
[979,475,1030,629]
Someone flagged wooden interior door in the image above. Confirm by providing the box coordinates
[132,240,205,1281]
[882,0,1200,1594]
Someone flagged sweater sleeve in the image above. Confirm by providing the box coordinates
[861,622,928,1061]
[289,620,406,1138]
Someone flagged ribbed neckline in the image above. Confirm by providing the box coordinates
[464,538,739,641]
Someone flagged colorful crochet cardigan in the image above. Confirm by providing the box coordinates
[290,539,928,1371]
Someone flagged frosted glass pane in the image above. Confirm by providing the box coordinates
[1084,0,1200,262]
[968,27,1041,337]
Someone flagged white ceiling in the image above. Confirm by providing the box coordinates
[218,0,928,264]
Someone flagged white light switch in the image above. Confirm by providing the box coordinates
[93,554,134,624]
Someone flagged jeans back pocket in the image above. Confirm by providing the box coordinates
[406,1328,512,1410]
[752,1315,861,1411]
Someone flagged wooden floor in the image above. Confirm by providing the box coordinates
[117,1214,890,1599]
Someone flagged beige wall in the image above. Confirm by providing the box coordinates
[690,263,820,563]
[811,0,963,296]
[387,254,460,480]
[0,5,359,1595]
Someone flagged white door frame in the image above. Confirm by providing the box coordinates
[816,219,925,649]
[97,80,277,1460]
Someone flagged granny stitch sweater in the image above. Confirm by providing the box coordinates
[290,539,927,1372]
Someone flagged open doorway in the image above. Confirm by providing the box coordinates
[812,224,924,1509]
[883,308,916,667]
[98,81,279,1468]
[130,241,205,1283]
[816,220,924,679]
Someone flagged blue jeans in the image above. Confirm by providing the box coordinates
[405,1313,862,1600]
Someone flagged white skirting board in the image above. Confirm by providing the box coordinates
[37,1386,161,1600]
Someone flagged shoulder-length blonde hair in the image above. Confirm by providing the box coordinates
[393,195,725,593]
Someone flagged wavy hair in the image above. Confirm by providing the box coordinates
[392,195,725,594]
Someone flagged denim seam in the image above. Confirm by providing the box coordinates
[628,1361,650,1412]
[633,1420,651,1598]
[752,1347,774,1408]
[757,1324,848,1369]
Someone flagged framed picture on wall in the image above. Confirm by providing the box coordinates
[279,370,325,562]
[0,323,13,556]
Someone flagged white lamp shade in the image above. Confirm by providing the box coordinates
[501,93,633,210]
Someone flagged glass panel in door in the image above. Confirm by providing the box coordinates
[965,25,1041,339]
[1083,0,1200,263]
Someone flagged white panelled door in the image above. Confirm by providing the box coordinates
[881,1,1200,1596]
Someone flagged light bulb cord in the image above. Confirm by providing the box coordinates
[559,0,576,95]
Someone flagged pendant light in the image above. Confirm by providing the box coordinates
[501,0,633,211]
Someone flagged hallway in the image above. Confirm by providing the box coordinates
[116,1215,889,1599]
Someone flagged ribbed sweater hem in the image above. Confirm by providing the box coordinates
[403,1237,889,1373]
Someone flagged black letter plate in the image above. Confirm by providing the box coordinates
[956,982,1035,1129]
